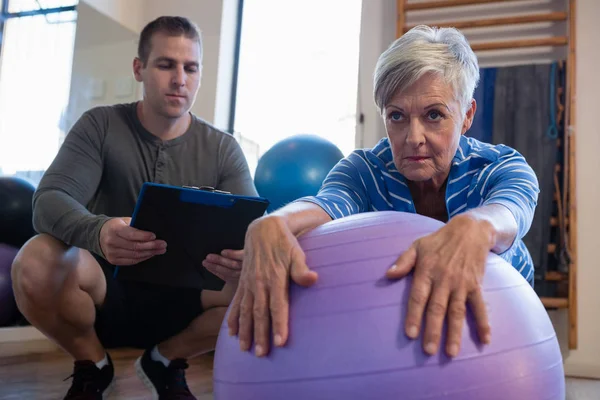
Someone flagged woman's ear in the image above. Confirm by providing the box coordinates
[461,99,477,135]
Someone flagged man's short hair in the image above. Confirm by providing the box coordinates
[137,16,202,66]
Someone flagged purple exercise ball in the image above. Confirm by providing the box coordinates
[214,211,564,400]
[0,243,19,326]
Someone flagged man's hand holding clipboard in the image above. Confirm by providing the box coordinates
[99,217,168,266]
[113,182,269,291]
[202,248,244,282]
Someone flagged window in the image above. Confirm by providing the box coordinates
[7,0,77,13]
[232,0,362,176]
[0,0,77,183]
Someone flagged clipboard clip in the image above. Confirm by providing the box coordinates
[182,185,232,195]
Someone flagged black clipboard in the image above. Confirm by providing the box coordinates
[113,182,269,290]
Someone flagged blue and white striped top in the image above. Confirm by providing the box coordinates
[300,135,539,285]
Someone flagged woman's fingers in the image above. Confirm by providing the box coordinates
[422,281,452,356]
[468,288,491,345]
[227,287,244,336]
[387,245,417,279]
[237,290,255,352]
[404,270,433,340]
[253,285,271,356]
[445,289,468,357]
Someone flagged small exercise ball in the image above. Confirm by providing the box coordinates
[0,243,19,326]
[0,176,36,248]
[214,211,564,400]
[254,134,344,212]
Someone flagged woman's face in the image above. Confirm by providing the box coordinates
[383,73,476,187]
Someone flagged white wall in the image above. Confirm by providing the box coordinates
[356,0,600,378]
[355,0,397,148]
[65,2,140,133]
[82,0,145,33]
[69,0,233,129]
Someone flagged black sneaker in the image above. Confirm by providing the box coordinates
[135,349,196,399]
[63,353,115,399]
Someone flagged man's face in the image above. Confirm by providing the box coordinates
[134,33,202,119]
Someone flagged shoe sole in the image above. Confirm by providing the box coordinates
[134,356,159,400]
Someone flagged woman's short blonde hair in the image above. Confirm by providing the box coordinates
[373,25,479,114]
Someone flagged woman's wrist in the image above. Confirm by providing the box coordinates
[458,204,518,254]
[452,213,498,252]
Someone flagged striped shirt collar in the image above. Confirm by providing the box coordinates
[367,135,480,218]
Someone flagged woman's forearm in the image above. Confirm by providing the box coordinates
[460,204,519,254]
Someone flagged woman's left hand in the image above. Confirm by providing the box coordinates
[386,214,495,358]
[203,249,244,283]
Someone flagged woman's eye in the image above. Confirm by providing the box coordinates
[427,110,443,120]
[389,111,403,121]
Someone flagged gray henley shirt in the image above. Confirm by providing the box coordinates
[32,102,258,258]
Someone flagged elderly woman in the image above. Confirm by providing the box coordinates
[208,25,539,360]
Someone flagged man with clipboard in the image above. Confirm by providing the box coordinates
[10,16,262,400]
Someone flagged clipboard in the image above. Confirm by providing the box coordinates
[114,182,270,291]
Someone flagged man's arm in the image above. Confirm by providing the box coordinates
[33,109,108,256]
[216,136,259,196]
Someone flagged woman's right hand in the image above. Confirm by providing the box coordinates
[227,215,318,357]
[99,217,167,265]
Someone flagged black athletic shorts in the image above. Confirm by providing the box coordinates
[94,257,204,350]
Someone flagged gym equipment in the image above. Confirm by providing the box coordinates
[213,211,564,400]
[0,243,19,326]
[254,134,344,213]
[0,176,36,248]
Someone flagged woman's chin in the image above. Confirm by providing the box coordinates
[400,167,434,182]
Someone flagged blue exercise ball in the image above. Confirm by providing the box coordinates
[255,134,344,213]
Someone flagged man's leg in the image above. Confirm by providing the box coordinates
[11,234,108,361]
[133,284,236,400]
[11,234,115,399]
[156,284,235,360]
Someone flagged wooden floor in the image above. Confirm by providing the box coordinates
[0,349,599,399]
[0,348,214,400]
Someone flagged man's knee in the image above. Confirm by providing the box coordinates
[12,234,73,306]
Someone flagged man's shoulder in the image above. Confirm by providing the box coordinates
[81,102,134,119]
[75,102,135,131]
[192,114,239,151]
[188,114,238,145]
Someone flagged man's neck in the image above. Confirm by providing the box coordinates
[137,101,191,141]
